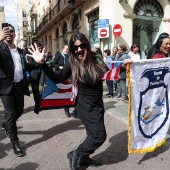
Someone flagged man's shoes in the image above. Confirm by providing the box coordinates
[34,102,40,114]
[13,141,24,157]
[105,93,110,95]
[79,155,101,167]
[67,150,79,170]
[65,110,71,117]
[2,122,9,138]
[108,95,113,98]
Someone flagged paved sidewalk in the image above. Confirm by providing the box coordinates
[0,89,170,170]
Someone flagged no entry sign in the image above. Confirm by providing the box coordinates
[98,19,109,38]
[98,27,109,38]
[100,29,107,37]
[113,24,122,37]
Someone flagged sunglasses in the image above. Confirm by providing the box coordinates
[73,43,86,51]
[9,29,14,33]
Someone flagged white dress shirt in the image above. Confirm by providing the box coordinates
[9,47,23,82]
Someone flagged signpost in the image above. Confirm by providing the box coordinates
[113,24,122,37]
[98,19,109,38]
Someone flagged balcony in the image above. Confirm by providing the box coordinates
[33,0,85,38]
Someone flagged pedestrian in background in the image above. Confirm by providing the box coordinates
[112,46,118,92]
[147,32,169,59]
[93,43,103,57]
[104,49,114,97]
[115,44,130,101]
[28,33,108,170]
[52,45,74,117]
[27,42,42,114]
[128,44,140,61]
[152,34,170,59]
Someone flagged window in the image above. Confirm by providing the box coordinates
[23,11,26,17]
[23,21,27,27]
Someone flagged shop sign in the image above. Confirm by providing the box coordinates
[135,26,159,32]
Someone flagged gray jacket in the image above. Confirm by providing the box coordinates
[116,52,130,79]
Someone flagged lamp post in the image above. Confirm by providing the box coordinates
[68,0,75,11]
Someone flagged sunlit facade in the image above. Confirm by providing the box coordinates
[0,6,5,30]
[31,0,170,59]
[17,0,33,48]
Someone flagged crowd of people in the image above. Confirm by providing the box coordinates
[0,22,170,170]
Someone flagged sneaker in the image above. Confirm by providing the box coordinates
[115,95,121,100]
[105,93,110,95]
[121,96,128,101]
[108,95,113,98]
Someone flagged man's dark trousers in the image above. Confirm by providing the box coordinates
[1,81,24,143]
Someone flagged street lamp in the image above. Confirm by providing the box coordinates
[68,0,81,20]
[68,0,75,11]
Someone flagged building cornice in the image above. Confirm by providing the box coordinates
[123,13,136,19]
[162,18,170,22]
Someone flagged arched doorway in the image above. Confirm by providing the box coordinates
[56,28,59,51]
[133,0,164,59]
[63,22,68,45]
[72,15,79,33]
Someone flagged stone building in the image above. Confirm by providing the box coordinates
[31,0,170,59]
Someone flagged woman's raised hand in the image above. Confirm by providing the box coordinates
[27,43,46,63]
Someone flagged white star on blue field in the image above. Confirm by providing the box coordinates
[42,77,59,99]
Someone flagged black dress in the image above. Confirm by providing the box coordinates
[41,61,107,156]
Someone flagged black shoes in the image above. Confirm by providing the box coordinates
[34,102,40,114]
[108,95,113,98]
[67,150,79,170]
[65,110,71,117]
[13,141,24,157]
[1,122,9,138]
[79,155,101,167]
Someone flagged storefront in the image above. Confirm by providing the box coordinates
[133,0,164,59]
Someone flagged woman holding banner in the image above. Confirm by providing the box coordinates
[27,33,108,170]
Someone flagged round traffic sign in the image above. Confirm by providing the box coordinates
[113,24,122,37]
[100,29,107,37]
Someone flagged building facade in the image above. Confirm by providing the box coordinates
[17,0,33,48]
[0,6,5,30]
[31,0,170,59]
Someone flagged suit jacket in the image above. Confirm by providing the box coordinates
[27,57,41,81]
[52,53,68,74]
[0,42,38,96]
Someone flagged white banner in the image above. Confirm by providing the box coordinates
[127,58,170,154]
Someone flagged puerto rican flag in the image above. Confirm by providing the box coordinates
[40,76,75,110]
[100,61,122,81]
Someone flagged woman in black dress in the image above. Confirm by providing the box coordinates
[28,33,108,170]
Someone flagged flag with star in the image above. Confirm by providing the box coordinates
[40,76,75,110]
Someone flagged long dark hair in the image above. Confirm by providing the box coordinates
[68,33,106,84]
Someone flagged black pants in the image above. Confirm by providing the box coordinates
[106,80,113,96]
[27,76,41,103]
[75,95,107,157]
[27,76,41,113]
[1,81,24,143]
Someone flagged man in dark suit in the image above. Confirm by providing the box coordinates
[52,45,72,117]
[26,42,43,114]
[0,24,37,157]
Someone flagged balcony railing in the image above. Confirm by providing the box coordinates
[34,0,66,35]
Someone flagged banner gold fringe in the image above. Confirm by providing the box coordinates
[126,63,166,154]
